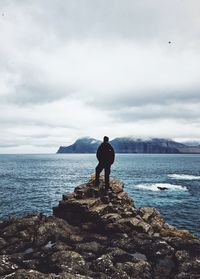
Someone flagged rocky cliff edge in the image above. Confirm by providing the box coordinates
[0,176,200,278]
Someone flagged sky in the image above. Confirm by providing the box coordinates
[0,0,200,153]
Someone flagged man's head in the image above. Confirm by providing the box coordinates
[103,136,109,142]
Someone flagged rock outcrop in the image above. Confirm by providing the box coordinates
[0,176,200,278]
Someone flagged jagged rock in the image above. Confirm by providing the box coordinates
[53,176,136,233]
[75,241,103,254]
[91,253,114,273]
[116,260,152,279]
[0,255,18,276]
[153,257,175,278]
[175,250,190,263]
[0,238,7,250]
[177,256,200,274]
[0,176,200,278]
[175,272,200,279]
[49,250,86,273]
[4,269,56,278]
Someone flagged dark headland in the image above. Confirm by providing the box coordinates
[0,176,199,278]
[57,137,200,154]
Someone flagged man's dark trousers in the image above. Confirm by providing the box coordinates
[95,163,111,189]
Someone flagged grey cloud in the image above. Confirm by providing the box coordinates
[7,0,199,43]
[87,87,200,110]
[1,0,200,152]
[0,115,76,130]
[0,143,20,148]
[0,60,75,105]
[4,83,70,105]
[110,103,200,123]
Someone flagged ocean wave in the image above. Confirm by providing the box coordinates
[135,183,187,192]
[168,174,200,180]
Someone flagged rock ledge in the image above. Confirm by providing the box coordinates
[0,176,200,278]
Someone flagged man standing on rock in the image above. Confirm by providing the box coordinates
[95,136,115,190]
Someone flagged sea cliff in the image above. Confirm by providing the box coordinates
[0,176,200,278]
[57,137,200,154]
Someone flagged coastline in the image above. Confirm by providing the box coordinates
[0,176,199,278]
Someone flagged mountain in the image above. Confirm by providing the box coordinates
[182,140,200,147]
[57,137,101,153]
[57,137,200,154]
[110,137,184,153]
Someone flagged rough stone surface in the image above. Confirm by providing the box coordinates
[0,176,199,278]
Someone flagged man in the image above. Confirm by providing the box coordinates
[95,136,115,190]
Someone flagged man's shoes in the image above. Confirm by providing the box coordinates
[105,186,111,192]
[94,180,100,186]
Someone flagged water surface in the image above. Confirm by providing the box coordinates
[0,154,199,237]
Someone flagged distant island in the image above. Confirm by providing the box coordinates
[57,137,200,154]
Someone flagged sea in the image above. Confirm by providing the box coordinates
[0,154,199,237]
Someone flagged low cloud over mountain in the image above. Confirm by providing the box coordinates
[57,137,200,154]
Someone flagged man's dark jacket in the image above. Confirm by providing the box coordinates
[96,142,115,165]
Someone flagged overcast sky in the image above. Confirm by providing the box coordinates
[0,0,200,153]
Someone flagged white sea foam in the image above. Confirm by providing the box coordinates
[135,183,187,192]
[168,174,200,180]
